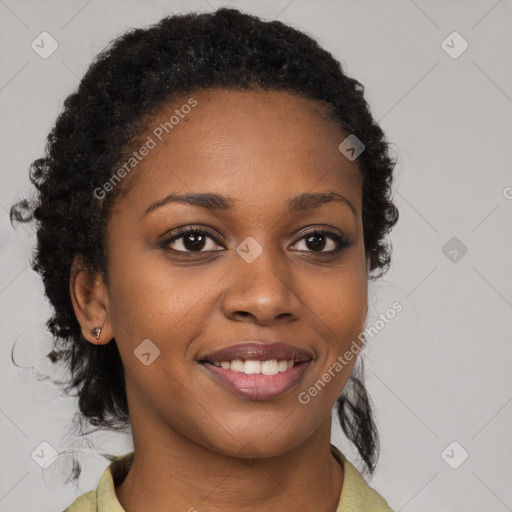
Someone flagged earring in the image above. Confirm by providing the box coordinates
[91,327,102,340]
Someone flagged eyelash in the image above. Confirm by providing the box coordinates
[159,226,353,256]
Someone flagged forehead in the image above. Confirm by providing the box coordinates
[115,88,362,214]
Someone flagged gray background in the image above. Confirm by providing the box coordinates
[1,0,511,511]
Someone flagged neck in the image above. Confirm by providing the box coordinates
[116,413,344,512]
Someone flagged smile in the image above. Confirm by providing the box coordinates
[199,359,312,400]
[209,358,294,374]
[198,341,314,400]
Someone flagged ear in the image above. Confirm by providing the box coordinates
[70,257,114,345]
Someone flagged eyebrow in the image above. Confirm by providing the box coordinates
[140,190,356,218]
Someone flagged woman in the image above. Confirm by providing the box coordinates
[12,8,398,511]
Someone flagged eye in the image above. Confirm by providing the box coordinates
[161,227,224,253]
[160,226,352,255]
[290,229,352,254]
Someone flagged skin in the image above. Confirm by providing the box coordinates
[71,88,370,512]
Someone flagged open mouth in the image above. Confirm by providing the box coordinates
[202,358,304,375]
[197,341,315,400]
[198,358,312,400]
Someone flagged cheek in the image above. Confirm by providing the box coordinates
[105,240,230,365]
[303,258,368,340]
[298,257,368,397]
[106,253,207,426]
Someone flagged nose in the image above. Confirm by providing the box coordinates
[221,247,302,326]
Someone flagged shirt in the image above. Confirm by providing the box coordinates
[63,444,394,511]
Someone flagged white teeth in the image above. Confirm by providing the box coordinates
[244,361,261,375]
[212,359,297,374]
[278,360,288,372]
[230,359,244,372]
[243,360,261,374]
[261,360,279,375]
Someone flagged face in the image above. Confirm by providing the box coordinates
[82,88,369,458]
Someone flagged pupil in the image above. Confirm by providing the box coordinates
[184,233,205,251]
[306,234,325,251]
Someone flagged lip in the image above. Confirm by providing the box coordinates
[197,341,314,400]
[199,360,312,400]
[199,341,315,363]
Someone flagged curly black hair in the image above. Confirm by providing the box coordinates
[11,8,398,476]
